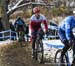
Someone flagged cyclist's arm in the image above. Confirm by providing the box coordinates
[65,19,72,40]
[41,15,48,31]
[43,20,48,31]
[29,20,34,32]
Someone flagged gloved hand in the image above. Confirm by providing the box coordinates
[68,39,73,47]
[44,30,49,38]
[45,30,49,36]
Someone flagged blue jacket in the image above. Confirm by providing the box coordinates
[59,16,75,40]
[14,18,25,26]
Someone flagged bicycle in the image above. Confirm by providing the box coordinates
[54,44,75,66]
[17,31,25,47]
[33,29,44,63]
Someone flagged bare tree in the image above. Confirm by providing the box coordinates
[1,0,10,30]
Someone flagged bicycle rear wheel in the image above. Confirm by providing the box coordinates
[54,49,68,66]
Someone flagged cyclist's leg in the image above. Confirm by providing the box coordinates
[32,37,36,50]
[71,44,75,66]
[58,29,70,65]
[17,25,21,41]
[15,25,19,40]
[31,31,37,58]
[17,31,20,41]
[71,40,75,66]
[18,32,20,41]
[22,31,25,41]
[70,33,75,66]
[21,26,25,42]
[61,40,70,63]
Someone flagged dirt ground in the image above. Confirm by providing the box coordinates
[0,42,55,66]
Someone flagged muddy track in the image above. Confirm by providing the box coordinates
[0,42,55,66]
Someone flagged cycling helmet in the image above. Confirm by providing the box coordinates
[73,9,75,14]
[33,7,40,13]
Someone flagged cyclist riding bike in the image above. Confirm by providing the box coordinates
[14,16,26,41]
[58,9,75,66]
[29,7,48,58]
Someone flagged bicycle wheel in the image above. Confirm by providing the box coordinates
[54,49,62,66]
[71,58,75,66]
[54,49,68,66]
[34,40,38,60]
[18,31,23,47]
[37,40,44,63]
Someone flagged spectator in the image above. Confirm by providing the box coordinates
[0,17,4,41]
[9,22,15,31]
[9,22,16,40]
[0,17,4,31]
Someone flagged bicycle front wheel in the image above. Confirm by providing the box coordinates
[54,49,68,66]
[37,40,44,63]
[54,49,62,66]
[71,58,75,66]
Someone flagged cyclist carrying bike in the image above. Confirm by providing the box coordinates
[58,9,75,66]
[29,7,48,58]
[14,16,26,41]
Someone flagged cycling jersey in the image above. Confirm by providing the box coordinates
[30,14,48,31]
[59,16,75,40]
[14,18,25,31]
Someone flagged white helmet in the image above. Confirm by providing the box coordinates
[73,9,75,14]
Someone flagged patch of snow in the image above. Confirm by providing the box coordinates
[0,39,15,45]
[43,39,73,64]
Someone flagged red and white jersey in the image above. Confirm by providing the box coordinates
[30,14,48,31]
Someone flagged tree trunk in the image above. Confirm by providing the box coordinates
[1,0,10,30]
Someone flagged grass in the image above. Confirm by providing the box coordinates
[0,42,54,66]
